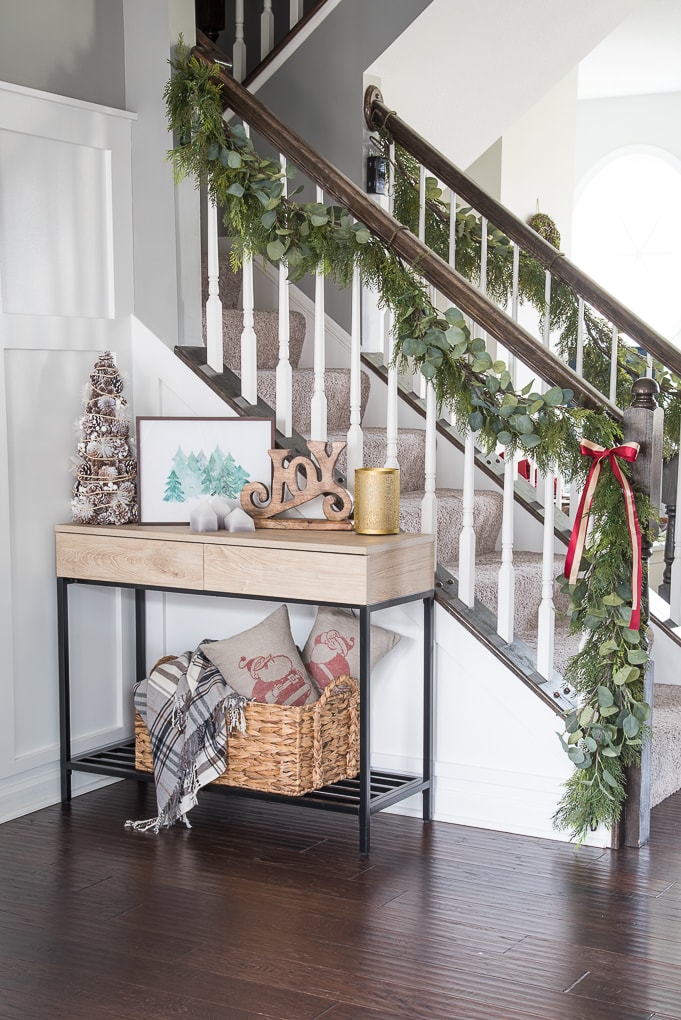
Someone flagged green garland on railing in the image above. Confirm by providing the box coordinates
[165,43,652,843]
[380,139,681,456]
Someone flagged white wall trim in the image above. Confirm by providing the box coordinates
[0,79,136,119]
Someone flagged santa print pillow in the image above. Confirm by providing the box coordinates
[301,606,400,690]
[201,605,319,707]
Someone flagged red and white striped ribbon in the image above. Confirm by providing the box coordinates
[565,439,642,630]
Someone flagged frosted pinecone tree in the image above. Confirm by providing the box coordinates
[71,352,138,525]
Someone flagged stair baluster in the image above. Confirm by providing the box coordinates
[239,125,258,404]
[205,198,223,373]
[233,0,246,83]
[458,430,477,607]
[609,322,619,405]
[536,468,556,679]
[290,0,304,28]
[497,453,516,642]
[310,186,328,441]
[384,144,399,470]
[415,164,427,400]
[421,383,438,542]
[671,420,681,622]
[345,264,364,490]
[261,0,275,59]
[276,154,293,435]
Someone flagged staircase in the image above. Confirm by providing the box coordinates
[164,19,681,843]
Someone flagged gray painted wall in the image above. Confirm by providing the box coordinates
[254,0,432,329]
[0,0,125,109]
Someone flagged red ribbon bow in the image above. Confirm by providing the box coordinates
[564,440,642,630]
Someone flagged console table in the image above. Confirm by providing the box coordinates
[55,523,435,854]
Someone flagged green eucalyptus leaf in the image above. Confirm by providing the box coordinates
[444,307,465,326]
[261,209,277,229]
[627,649,648,665]
[632,701,651,722]
[599,639,619,656]
[543,385,565,407]
[522,434,542,449]
[621,628,641,645]
[603,593,624,606]
[602,769,619,789]
[226,182,245,197]
[227,149,242,168]
[266,239,286,261]
[622,714,640,739]
[468,411,484,431]
[599,705,620,717]
[597,686,614,708]
[497,431,513,445]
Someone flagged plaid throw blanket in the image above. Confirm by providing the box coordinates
[125,644,247,833]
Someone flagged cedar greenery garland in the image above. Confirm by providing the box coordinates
[165,43,654,842]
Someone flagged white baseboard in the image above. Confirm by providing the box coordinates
[0,764,121,825]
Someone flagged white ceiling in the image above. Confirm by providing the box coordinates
[578,0,681,98]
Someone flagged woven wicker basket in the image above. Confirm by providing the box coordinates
[135,673,359,797]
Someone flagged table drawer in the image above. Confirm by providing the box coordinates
[55,533,203,589]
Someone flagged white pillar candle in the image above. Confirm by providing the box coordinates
[189,500,218,532]
[225,507,255,532]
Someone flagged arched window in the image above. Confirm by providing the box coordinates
[572,149,681,344]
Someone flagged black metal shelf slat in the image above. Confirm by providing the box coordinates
[66,741,426,811]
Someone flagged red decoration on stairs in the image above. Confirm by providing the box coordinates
[564,440,642,629]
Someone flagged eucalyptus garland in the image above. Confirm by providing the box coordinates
[379,139,681,456]
[165,43,653,842]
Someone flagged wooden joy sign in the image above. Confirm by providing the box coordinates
[240,441,353,530]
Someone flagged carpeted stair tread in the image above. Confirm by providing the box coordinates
[326,428,425,493]
[220,309,306,371]
[258,367,370,435]
[399,488,503,566]
[651,685,681,807]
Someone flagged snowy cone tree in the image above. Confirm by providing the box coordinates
[71,351,138,525]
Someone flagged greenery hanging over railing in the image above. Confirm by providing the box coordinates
[165,43,653,844]
[380,139,681,456]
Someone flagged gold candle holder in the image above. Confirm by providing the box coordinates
[353,468,400,535]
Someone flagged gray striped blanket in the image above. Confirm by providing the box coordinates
[125,644,247,833]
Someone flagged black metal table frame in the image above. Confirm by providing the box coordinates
[57,576,434,854]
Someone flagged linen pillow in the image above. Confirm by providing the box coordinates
[201,605,319,707]
[301,606,400,690]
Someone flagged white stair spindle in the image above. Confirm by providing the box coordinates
[290,0,304,28]
[458,430,477,607]
[576,296,585,378]
[205,197,223,373]
[275,154,293,436]
[345,264,364,491]
[671,419,681,622]
[543,270,551,348]
[384,147,399,470]
[536,468,556,680]
[261,0,274,59]
[239,124,258,405]
[448,190,457,268]
[480,216,488,297]
[497,452,516,642]
[384,308,399,469]
[310,186,328,441]
[610,323,619,404]
[508,242,520,385]
[415,164,427,399]
[233,0,246,83]
[421,381,438,542]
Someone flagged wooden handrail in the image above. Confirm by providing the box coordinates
[364,86,681,381]
[191,42,620,417]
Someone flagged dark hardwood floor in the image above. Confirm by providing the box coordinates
[1,781,680,1020]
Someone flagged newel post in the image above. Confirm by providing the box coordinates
[618,377,663,848]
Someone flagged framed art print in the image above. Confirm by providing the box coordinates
[136,416,274,524]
